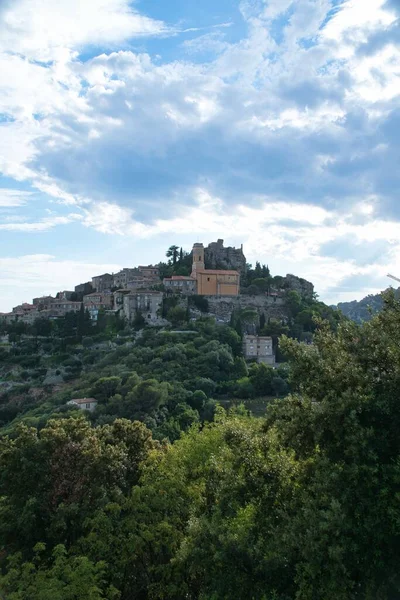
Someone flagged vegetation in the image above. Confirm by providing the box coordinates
[0,290,400,597]
[337,286,400,323]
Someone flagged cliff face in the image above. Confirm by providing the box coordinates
[204,239,247,275]
[283,274,314,300]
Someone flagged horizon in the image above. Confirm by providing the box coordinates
[2,239,398,312]
[1,0,400,311]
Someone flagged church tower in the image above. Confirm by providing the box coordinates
[191,242,205,277]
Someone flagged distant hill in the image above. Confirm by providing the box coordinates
[336,287,400,323]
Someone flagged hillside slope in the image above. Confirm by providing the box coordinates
[337,287,400,323]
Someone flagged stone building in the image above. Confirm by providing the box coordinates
[113,289,131,310]
[243,334,275,365]
[92,273,114,292]
[32,295,54,308]
[163,275,197,294]
[138,265,159,280]
[113,268,138,289]
[50,300,82,315]
[114,266,160,290]
[191,243,240,296]
[12,302,36,315]
[57,290,74,301]
[67,398,98,412]
[126,276,148,290]
[75,282,93,296]
[123,291,163,324]
[83,292,113,310]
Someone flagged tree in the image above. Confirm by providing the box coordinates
[167,305,187,326]
[132,310,145,330]
[166,245,179,265]
[286,290,302,318]
[127,379,169,414]
[0,417,155,556]
[0,544,116,600]
[261,264,270,278]
[249,362,274,396]
[32,317,53,337]
[91,376,121,401]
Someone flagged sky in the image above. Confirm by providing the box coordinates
[0,0,399,312]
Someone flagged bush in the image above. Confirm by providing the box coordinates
[190,295,209,313]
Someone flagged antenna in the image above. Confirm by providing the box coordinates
[387,273,400,284]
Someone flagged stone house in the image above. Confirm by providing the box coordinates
[12,302,36,315]
[32,296,54,308]
[113,268,138,289]
[50,300,82,315]
[75,282,93,296]
[163,275,197,294]
[67,398,98,412]
[123,291,163,324]
[113,289,131,311]
[57,290,74,300]
[243,334,275,365]
[83,292,113,310]
[92,273,114,292]
[138,265,159,280]
[126,277,147,290]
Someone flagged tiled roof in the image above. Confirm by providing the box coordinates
[70,398,97,405]
[165,276,196,281]
[196,269,239,275]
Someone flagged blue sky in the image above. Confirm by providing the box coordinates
[0,0,400,311]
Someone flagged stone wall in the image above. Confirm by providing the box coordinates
[205,294,288,323]
[204,239,247,275]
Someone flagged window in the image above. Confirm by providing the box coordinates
[86,403,91,409]
[207,277,210,281]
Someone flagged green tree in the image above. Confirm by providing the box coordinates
[166,245,179,265]
[0,543,117,600]
[127,379,169,414]
[91,376,121,401]
[167,305,187,326]
[0,417,155,556]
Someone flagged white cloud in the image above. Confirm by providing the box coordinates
[0,254,122,312]
[322,0,396,51]
[0,189,33,207]
[0,0,169,61]
[0,213,82,231]
[0,0,399,309]
[77,186,400,303]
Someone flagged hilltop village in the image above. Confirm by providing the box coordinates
[1,240,313,324]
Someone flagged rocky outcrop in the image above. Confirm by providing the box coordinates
[204,239,247,275]
[283,274,314,299]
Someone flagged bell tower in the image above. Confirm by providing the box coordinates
[191,242,205,277]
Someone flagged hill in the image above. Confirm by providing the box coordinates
[337,287,400,323]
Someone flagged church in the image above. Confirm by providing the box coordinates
[191,243,240,296]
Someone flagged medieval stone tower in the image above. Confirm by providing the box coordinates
[191,242,205,277]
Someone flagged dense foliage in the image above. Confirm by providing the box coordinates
[0,291,400,598]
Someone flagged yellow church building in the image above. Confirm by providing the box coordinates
[191,243,240,296]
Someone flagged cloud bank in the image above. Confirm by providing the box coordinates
[0,0,400,310]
